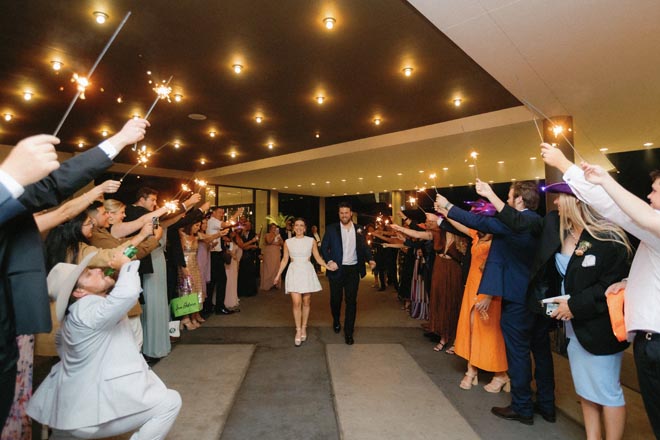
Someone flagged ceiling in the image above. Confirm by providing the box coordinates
[1,0,659,197]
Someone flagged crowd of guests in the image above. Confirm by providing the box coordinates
[2,124,660,439]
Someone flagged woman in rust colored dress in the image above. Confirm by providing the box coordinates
[449,223,509,392]
[392,220,465,352]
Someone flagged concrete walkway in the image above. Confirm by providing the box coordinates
[155,275,585,439]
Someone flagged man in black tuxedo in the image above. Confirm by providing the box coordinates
[0,119,149,426]
[321,202,376,344]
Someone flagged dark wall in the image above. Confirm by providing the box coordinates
[279,193,320,229]
[606,149,659,200]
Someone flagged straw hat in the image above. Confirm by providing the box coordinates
[47,252,98,322]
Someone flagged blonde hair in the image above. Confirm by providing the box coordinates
[103,199,125,214]
[558,194,633,258]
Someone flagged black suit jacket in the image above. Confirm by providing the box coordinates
[497,206,630,355]
[320,223,373,279]
[1,146,111,374]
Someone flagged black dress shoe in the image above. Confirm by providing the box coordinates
[491,406,534,425]
[534,403,556,423]
[333,323,341,333]
[215,307,234,315]
[345,335,354,345]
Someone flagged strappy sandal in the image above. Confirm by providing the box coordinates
[433,342,446,352]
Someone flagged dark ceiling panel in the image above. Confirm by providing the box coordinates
[0,0,520,171]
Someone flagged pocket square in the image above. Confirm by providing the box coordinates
[581,254,596,267]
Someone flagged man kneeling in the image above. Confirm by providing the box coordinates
[27,252,181,439]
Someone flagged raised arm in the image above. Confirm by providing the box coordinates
[582,162,660,236]
[389,223,432,240]
[475,179,506,213]
[111,205,171,238]
[35,180,121,234]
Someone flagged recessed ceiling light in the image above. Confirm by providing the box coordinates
[488,180,494,183]
[174,94,182,102]
[297,184,302,187]
[599,147,608,152]
[255,115,263,124]
[468,164,475,168]
[377,175,382,178]
[101,130,108,137]
[644,142,654,147]
[174,141,181,149]
[443,167,449,171]
[373,117,381,125]
[418,170,424,173]
[397,172,402,176]
[316,96,325,104]
[341,179,346,182]
[284,186,289,189]
[93,11,108,24]
[271,187,276,190]
[146,71,151,75]
[188,113,207,120]
[23,91,33,101]
[358,177,363,180]
[325,181,330,184]
[232,64,243,74]
[402,67,413,77]
[209,131,217,138]
[498,160,505,164]
[311,183,316,186]
[530,156,537,160]
[51,60,63,71]
[511,178,517,181]
[315,132,320,138]
[535,176,540,179]
[449,184,454,187]
[369,190,374,193]
[116,96,123,103]
[323,17,336,29]
[453,98,462,107]
[230,151,236,158]
[267,142,274,149]
[398,188,402,191]
[78,142,84,148]
[200,159,206,165]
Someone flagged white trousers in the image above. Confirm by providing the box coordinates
[50,389,181,440]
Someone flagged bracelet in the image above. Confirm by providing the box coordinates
[443,202,453,210]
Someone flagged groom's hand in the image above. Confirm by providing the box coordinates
[368,260,376,270]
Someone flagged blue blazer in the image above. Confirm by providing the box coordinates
[0,185,27,227]
[448,205,540,304]
[320,223,373,280]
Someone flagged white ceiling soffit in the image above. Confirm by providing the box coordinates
[408,0,660,164]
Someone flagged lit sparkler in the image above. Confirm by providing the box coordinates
[53,11,132,136]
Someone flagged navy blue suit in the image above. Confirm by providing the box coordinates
[321,223,373,336]
[448,205,545,417]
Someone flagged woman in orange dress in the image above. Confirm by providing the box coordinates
[447,217,509,392]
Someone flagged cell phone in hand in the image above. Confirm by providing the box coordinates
[152,217,160,229]
[544,303,558,316]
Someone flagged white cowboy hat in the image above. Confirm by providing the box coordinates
[47,252,98,322]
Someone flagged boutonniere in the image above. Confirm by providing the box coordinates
[575,240,592,256]
[357,227,363,235]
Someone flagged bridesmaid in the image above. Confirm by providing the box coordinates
[260,223,283,290]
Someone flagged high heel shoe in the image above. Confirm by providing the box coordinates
[484,376,511,393]
[181,319,197,331]
[294,328,302,347]
[191,319,201,329]
[459,372,478,390]
[300,326,307,342]
[433,341,446,352]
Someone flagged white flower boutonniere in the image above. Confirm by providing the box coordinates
[357,227,363,235]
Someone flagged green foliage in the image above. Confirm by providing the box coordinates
[265,212,293,227]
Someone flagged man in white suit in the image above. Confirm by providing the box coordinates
[27,252,181,439]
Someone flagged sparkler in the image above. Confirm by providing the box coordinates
[53,11,132,136]
[520,98,584,161]
[429,173,439,195]
[132,75,174,152]
[119,141,170,182]
[469,151,479,180]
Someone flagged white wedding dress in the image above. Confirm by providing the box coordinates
[284,236,322,294]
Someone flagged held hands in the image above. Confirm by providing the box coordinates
[0,134,61,186]
[550,298,574,321]
[326,261,339,271]
[368,260,376,270]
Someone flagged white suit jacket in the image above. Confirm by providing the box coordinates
[27,261,168,430]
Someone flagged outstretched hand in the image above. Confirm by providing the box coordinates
[111,118,150,153]
[540,143,573,172]
[475,179,494,199]
[580,161,611,186]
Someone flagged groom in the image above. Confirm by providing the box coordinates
[321,202,376,345]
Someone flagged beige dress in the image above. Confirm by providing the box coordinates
[260,233,282,289]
